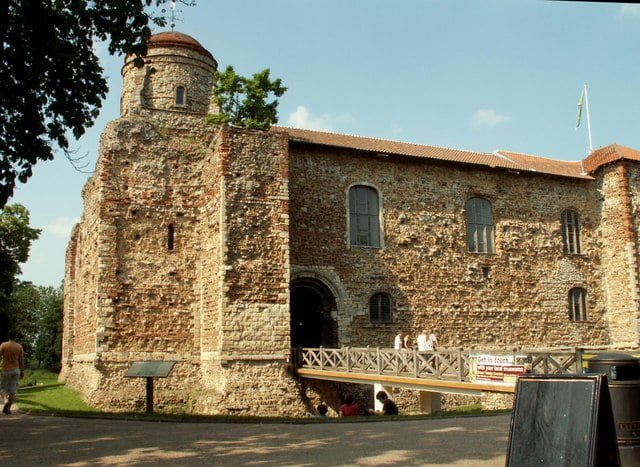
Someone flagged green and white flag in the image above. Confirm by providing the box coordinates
[576,88,584,128]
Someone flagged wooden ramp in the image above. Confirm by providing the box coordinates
[297,367,515,395]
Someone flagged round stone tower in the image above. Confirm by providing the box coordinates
[120,31,218,116]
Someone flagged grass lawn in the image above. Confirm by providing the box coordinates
[18,369,97,414]
[15,369,504,421]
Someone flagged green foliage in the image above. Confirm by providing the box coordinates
[207,66,287,130]
[6,283,63,370]
[0,204,40,300]
[0,208,62,371]
[0,1,195,207]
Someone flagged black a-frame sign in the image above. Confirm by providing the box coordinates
[506,374,620,466]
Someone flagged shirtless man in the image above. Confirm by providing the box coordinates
[0,330,25,415]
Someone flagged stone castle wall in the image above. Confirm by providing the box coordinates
[62,119,313,416]
[195,126,306,416]
[60,159,105,388]
[598,163,640,345]
[62,110,216,407]
[121,44,216,117]
[62,31,640,417]
[288,144,609,349]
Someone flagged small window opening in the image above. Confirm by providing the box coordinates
[561,210,582,254]
[369,292,392,324]
[568,287,588,321]
[482,266,490,279]
[167,224,175,250]
[175,86,186,106]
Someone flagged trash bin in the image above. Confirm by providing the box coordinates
[588,352,640,466]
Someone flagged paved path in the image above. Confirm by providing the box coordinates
[0,412,510,466]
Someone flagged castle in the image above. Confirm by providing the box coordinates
[61,31,640,415]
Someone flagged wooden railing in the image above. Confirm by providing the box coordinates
[292,346,619,383]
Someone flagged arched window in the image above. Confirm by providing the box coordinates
[568,287,587,321]
[369,292,392,324]
[175,85,186,106]
[465,197,494,253]
[561,210,582,254]
[348,185,380,247]
[167,224,175,250]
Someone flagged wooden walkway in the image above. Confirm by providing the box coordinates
[292,346,616,395]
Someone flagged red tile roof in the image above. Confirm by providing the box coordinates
[495,151,588,179]
[582,144,640,173]
[147,31,216,64]
[274,126,594,179]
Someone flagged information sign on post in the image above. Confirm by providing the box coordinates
[125,361,176,414]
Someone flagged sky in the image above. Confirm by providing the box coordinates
[9,0,640,287]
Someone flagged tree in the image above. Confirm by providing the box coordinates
[0,204,41,300]
[3,282,63,370]
[207,66,287,130]
[0,204,40,339]
[0,0,195,208]
[32,285,63,370]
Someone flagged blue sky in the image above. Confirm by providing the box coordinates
[9,0,640,287]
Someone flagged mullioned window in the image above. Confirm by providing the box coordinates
[465,197,494,253]
[348,185,381,248]
[568,287,587,321]
[561,209,582,254]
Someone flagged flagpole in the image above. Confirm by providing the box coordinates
[583,83,593,152]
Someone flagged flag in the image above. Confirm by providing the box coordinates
[576,88,584,128]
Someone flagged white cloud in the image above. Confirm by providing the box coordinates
[471,108,510,129]
[618,5,640,19]
[45,216,79,239]
[286,106,353,132]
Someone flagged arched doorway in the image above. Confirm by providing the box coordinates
[290,278,338,348]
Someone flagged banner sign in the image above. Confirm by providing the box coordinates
[469,354,531,383]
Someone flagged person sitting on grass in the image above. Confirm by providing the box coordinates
[339,393,360,417]
[316,403,328,417]
[368,390,398,416]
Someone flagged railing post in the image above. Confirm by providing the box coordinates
[413,349,419,378]
[320,346,324,371]
[377,347,382,375]
[458,348,463,381]
[346,346,351,372]
[576,347,584,374]
[543,353,549,373]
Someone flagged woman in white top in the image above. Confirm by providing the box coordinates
[394,332,403,350]
[426,332,438,351]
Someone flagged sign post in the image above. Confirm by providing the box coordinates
[125,361,176,414]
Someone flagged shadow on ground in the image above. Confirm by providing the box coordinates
[0,413,510,466]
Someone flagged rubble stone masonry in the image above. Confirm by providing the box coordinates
[62,31,640,416]
[288,144,608,349]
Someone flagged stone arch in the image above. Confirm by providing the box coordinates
[290,276,339,348]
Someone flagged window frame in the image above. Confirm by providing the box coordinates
[568,287,588,321]
[561,209,582,255]
[174,85,187,107]
[348,184,382,248]
[465,197,495,254]
[369,292,393,324]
